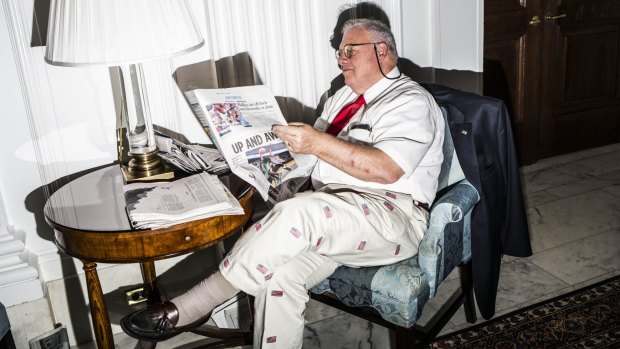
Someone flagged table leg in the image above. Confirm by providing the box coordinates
[216,241,226,261]
[140,261,161,303]
[82,261,114,349]
[139,262,160,349]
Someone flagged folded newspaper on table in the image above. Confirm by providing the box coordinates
[123,172,243,229]
[155,132,229,175]
[185,86,316,204]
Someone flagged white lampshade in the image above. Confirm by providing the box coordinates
[45,0,204,66]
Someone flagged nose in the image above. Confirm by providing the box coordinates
[337,54,349,66]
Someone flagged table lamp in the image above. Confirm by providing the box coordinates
[44,0,204,181]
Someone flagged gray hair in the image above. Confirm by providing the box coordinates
[342,18,398,58]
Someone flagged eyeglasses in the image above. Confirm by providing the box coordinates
[335,42,384,59]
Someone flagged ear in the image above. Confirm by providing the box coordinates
[377,42,389,58]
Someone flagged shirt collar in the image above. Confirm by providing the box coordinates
[359,67,402,104]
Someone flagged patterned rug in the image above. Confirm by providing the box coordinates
[430,275,620,348]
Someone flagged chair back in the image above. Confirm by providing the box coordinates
[417,105,477,297]
[436,106,465,192]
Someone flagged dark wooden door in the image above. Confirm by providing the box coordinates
[539,0,620,158]
[484,0,544,164]
[484,0,620,164]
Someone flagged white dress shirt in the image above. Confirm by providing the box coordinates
[311,68,445,205]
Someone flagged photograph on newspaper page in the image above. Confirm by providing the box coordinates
[185,86,316,204]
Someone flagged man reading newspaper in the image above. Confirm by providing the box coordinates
[122,19,444,348]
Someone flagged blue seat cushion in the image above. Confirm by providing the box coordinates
[311,255,430,328]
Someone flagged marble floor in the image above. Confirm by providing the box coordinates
[74,143,620,349]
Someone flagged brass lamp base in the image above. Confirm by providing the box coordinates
[121,149,175,182]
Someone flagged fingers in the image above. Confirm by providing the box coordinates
[271,126,294,152]
[271,125,285,137]
[272,122,307,133]
[272,124,304,141]
[272,123,316,154]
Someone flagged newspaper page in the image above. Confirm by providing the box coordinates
[186,86,316,204]
[211,293,252,330]
[123,172,243,229]
[155,133,229,175]
[29,325,70,349]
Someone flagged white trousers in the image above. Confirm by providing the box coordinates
[220,186,428,348]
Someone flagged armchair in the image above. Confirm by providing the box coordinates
[309,105,480,348]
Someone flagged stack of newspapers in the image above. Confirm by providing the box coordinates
[155,132,229,175]
[123,172,244,229]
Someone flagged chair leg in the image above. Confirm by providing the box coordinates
[0,331,16,349]
[394,327,417,349]
[139,341,157,349]
[459,261,477,324]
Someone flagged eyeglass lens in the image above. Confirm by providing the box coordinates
[335,46,354,59]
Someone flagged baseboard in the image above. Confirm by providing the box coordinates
[0,278,43,307]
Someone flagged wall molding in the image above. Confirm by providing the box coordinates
[0,225,43,307]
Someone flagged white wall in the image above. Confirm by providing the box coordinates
[401,0,435,67]
[0,0,482,347]
[436,0,484,71]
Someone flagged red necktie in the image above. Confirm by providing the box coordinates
[325,94,366,136]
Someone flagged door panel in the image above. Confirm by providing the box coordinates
[559,26,618,109]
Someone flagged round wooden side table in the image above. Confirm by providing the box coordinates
[44,164,254,349]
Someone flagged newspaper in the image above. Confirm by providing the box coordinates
[155,132,229,175]
[211,293,252,330]
[28,325,70,349]
[185,86,316,204]
[123,172,243,229]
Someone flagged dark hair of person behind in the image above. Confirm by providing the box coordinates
[330,2,391,50]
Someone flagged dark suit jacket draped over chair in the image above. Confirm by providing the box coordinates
[422,83,533,319]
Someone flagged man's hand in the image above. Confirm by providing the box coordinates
[272,122,323,155]
[272,122,404,184]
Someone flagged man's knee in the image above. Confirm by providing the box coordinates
[268,252,339,291]
[268,266,306,289]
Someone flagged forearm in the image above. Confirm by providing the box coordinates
[272,123,405,184]
[313,133,404,184]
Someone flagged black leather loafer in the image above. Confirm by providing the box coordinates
[120,301,211,342]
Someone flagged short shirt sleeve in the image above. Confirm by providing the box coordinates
[371,92,437,178]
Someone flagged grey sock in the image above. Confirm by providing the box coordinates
[171,271,239,327]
